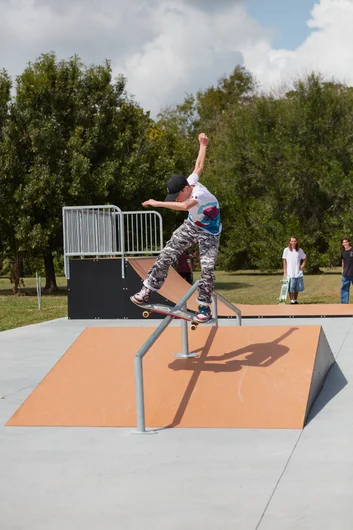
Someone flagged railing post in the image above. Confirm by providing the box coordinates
[119,211,125,279]
[36,272,42,311]
[212,293,218,326]
[134,355,146,432]
[174,304,198,359]
[215,292,242,326]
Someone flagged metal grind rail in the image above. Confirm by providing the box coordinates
[134,283,242,433]
[215,291,242,326]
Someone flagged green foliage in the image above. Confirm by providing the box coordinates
[196,65,256,132]
[5,54,139,256]
[1,52,353,285]
[0,53,168,283]
[203,72,353,271]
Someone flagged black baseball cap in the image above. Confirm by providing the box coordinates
[165,174,188,202]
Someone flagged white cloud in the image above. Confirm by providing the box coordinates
[0,0,156,76]
[119,2,266,114]
[243,0,353,91]
[0,0,269,115]
[1,0,353,117]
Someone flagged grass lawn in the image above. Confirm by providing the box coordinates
[0,276,68,332]
[0,269,344,332]
[209,268,343,306]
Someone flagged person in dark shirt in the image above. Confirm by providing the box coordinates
[177,252,194,284]
[340,237,353,303]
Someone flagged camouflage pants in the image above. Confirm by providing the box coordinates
[144,219,220,305]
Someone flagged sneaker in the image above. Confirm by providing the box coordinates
[132,285,152,304]
[290,300,295,304]
[195,304,211,323]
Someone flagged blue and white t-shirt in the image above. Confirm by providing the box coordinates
[186,173,221,235]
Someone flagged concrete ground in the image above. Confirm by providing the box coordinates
[0,315,352,530]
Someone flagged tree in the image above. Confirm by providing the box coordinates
[2,53,157,291]
[196,65,256,132]
[206,73,353,271]
[0,71,24,292]
[156,66,258,243]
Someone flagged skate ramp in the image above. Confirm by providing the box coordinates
[129,257,200,311]
[234,304,353,318]
[7,325,334,429]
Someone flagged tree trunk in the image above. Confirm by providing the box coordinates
[43,252,58,292]
[11,256,23,294]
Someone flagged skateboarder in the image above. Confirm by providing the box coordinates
[132,133,221,322]
[282,236,307,304]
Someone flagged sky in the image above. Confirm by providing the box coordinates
[246,0,313,49]
[1,0,353,117]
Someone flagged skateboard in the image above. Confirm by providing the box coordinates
[278,277,290,304]
[130,298,212,330]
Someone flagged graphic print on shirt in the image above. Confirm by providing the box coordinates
[187,182,221,235]
[193,201,221,234]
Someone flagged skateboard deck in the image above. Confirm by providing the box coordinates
[278,277,290,304]
[130,298,213,329]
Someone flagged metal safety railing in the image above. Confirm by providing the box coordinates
[62,206,163,279]
[134,282,242,434]
[123,211,163,255]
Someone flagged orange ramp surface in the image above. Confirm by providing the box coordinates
[129,258,353,318]
[7,325,334,429]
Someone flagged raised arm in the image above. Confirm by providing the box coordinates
[142,198,198,212]
[193,133,209,176]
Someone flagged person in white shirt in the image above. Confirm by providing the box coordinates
[131,133,221,323]
[282,237,307,304]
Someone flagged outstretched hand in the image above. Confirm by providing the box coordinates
[198,132,208,146]
[142,199,159,207]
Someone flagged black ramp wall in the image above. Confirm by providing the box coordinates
[67,258,173,319]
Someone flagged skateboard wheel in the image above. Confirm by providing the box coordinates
[142,311,150,318]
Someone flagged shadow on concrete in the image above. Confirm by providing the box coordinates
[305,362,348,425]
[166,327,298,428]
